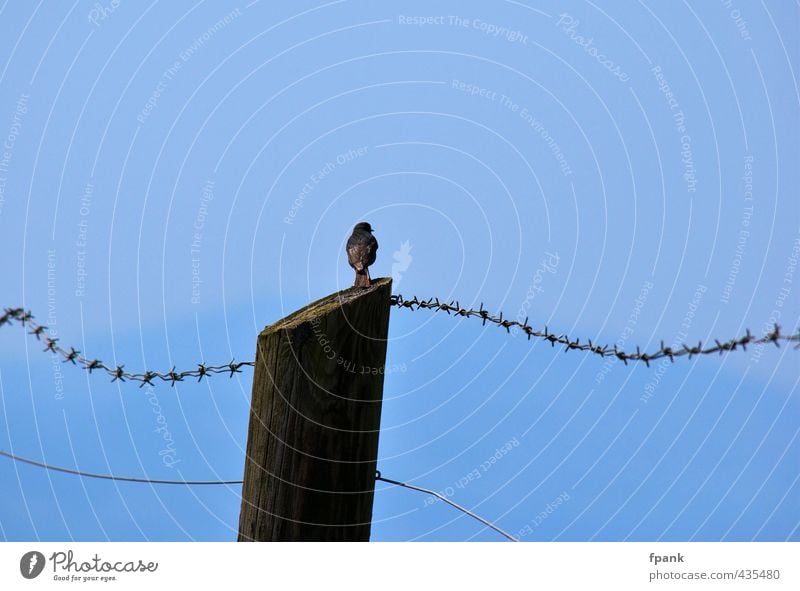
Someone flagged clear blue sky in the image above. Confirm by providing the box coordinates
[0,1,797,541]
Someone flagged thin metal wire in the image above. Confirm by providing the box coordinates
[0,449,244,485]
[376,470,518,542]
[0,450,513,541]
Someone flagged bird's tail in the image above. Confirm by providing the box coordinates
[354,271,370,288]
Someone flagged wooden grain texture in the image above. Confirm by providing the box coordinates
[238,277,392,541]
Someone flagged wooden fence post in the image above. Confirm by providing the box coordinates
[238,278,392,541]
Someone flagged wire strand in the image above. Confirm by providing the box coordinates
[1,304,797,388]
[376,471,518,542]
[390,295,800,365]
[0,449,243,485]
[1,450,518,540]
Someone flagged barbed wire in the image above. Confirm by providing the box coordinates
[390,295,800,366]
[2,299,798,387]
[0,307,254,387]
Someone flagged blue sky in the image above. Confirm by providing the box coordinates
[0,1,797,541]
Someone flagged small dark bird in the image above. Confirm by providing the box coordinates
[346,222,378,288]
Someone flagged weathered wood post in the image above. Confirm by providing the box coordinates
[238,278,392,541]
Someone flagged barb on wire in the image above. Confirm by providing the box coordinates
[376,470,518,542]
[0,449,243,485]
[0,307,254,387]
[388,295,800,365]
[1,300,798,388]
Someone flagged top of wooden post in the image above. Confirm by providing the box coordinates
[266,277,393,334]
